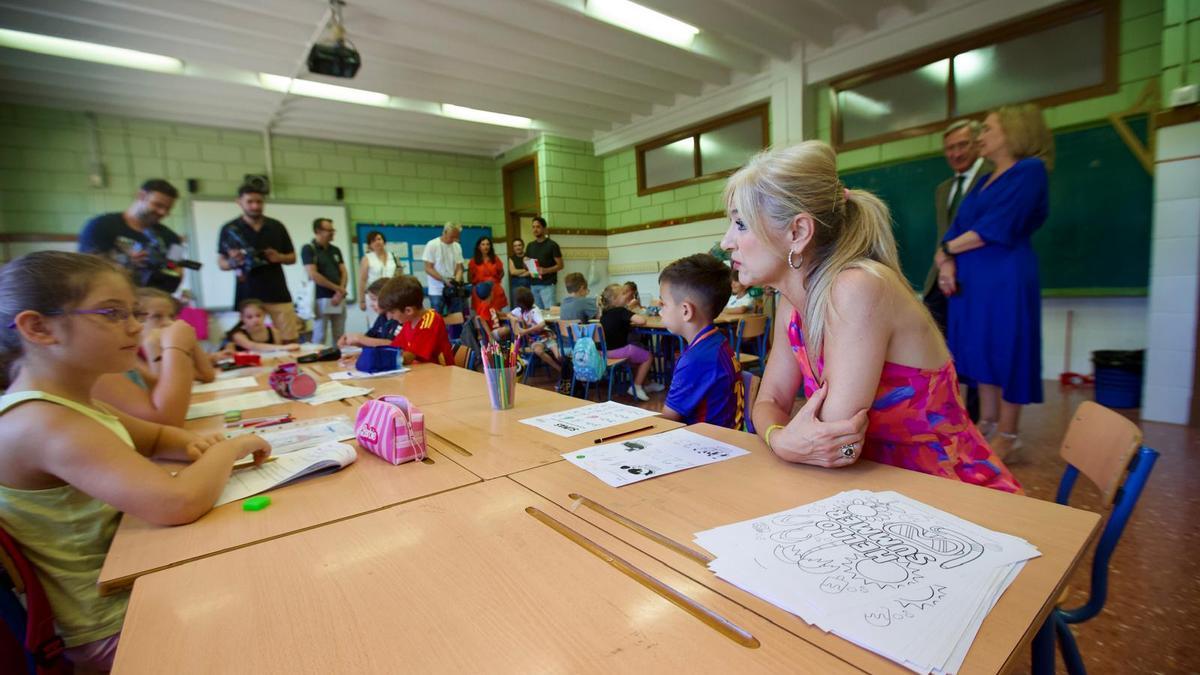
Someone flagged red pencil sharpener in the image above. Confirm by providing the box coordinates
[234,353,262,367]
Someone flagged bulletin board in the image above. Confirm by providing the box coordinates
[354,223,493,290]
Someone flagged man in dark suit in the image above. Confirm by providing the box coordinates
[926,120,988,422]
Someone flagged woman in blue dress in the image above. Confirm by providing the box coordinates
[934,103,1053,463]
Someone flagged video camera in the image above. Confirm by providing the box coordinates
[114,236,202,293]
[444,279,473,301]
[218,227,271,277]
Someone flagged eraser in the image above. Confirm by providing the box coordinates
[225,410,242,423]
[242,495,271,511]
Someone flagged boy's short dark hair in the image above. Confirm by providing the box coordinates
[366,278,389,296]
[564,272,587,294]
[140,179,178,199]
[658,254,732,322]
[377,275,425,312]
[513,286,535,311]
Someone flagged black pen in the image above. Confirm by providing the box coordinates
[593,424,654,444]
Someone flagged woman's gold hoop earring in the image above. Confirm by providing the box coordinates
[787,250,802,270]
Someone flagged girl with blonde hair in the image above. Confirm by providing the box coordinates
[724,140,1020,492]
[935,103,1052,462]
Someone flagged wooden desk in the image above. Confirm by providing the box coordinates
[304,362,488,406]
[114,480,862,674]
[99,396,480,594]
[511,423,1102,675]
[421,391,683,479]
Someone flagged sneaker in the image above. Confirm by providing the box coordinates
[627,385,650,402]
[643,382,665,393]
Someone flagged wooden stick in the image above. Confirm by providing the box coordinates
[568,493,715,564]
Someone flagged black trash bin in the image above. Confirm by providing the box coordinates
[1091,349,1144,409]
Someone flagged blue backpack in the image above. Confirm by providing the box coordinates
[571,326,606,383]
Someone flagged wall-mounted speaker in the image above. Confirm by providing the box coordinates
[335,186,345,201]
[186,178,199,194]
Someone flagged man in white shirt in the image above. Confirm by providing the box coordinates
[422,221,464,315]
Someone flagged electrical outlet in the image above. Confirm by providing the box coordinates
[1169,84,1199,108]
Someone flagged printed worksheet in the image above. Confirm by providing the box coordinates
[225,415,357,455]
[301,382,372,406]
[521,401,660,437]
[562,427,749,487]
[186,390,286,420]
[215,441,357,507]
[192,376,259,394]
[327,367,409,381]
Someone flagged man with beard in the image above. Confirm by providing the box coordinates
[216,184,300,341]
[79,179,188,292]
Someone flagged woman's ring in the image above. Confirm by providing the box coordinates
[840,443,857,458]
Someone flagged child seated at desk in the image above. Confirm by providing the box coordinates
[379,275,453,366]
[136,287,221,381]
[510,286,561,372]
[599,284,659,401]
[0,252,271,672]
[621,281,646,313]
[338,278,399,348]
[559,272,598,322]
[724,277,757,315]
[226,298,300,352]
[656,254,742,428]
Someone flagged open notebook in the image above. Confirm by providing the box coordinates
[216,441,356,507]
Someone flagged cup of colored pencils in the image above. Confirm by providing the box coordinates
[481,341,518,410]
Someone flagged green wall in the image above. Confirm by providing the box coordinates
[495,133,605,232]
[1162,0,1200,104]
[0,103,504,238]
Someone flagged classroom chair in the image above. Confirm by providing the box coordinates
[443,311,465,344]
[568,323,632,402]
[463,315,497,371]
[0,528,70,675]
[733,314,771,373]
[741,370,760,434]
[1030,401,1159,675]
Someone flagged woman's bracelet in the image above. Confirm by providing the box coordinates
[764,424,785,449]
[162,345,192,357]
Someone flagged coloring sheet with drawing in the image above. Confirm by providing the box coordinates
[694,490,1040,674]
[521,400,659,437]
[562,427,749,487]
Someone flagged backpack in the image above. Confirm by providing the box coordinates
[571,326,606,383]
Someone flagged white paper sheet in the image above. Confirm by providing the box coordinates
[300,382,372,406]
[191,376,259,394]
[215,441,357,507]
[225,415,357,455]
[186,390,287,420]
[693,491,1040,674]
[215,366,268,380]
[327,367,409,381]
[521,401,660,437]
[562,427,749,487]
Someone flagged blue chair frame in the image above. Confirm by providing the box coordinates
[732,314,771,374]
[1030,403,1159,675]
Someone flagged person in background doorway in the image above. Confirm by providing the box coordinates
[508,237,533,300]
[524,217,563,309]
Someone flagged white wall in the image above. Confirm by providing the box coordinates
[1142,122,1200,425]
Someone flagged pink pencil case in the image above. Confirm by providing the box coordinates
[355,395,426,465]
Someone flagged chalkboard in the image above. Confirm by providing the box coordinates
[842,118,1152,296]
[354,223,493,291]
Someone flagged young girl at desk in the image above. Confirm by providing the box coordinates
[226,298,300,352]
[599,284,659,401]
[510,286,560,373]
[0,252,271,671]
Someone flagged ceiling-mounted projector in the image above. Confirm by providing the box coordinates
[308,0,360,78]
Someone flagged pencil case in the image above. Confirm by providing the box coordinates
[356,346,401,373]
[268,363,318,399]
[355,396,426,465]
[234,352,261,366]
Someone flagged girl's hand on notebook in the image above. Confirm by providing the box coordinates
[233,435,273,466]
[185,433,227,461]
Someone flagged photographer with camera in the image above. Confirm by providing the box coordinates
[422,221,464,316]
[216,184,300,341]
[79,178,197,293]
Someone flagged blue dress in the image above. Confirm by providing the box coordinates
[943,157,1048,405]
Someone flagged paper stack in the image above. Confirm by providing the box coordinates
[694,490,1040,674]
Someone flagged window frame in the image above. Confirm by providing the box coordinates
[635,103,770,196]
[830,0,1118,151]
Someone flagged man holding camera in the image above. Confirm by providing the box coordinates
[79,178,192,292]
[422,221,464,315]
[217,184,300,341]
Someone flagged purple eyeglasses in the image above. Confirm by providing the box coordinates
[7,307,148,329]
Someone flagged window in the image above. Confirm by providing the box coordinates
[637,104,769,195]
[831,0,1115,149]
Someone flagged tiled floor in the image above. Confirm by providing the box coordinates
[525,371,1200,674]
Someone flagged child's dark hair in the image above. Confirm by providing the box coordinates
[564,272,587,294]
[472,236,497,265]
[513,286,535,312]
[0,251,128,388]
[377,275,424,312]
[658,254,733,322]
[366,278,389,297]
[226,298,268,343]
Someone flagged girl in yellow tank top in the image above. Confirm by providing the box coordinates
[0,252,273,671]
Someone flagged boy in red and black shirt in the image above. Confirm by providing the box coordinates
[377,275,453,366]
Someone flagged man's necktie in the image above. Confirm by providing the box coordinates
[948,174,966,222]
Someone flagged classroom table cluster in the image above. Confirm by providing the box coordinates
[104,353,1101,674]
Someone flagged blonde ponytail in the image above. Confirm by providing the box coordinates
[724,141,904,356]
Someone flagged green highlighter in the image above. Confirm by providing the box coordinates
[242,495,271,512]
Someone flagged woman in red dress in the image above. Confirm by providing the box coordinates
[468,236,507,319]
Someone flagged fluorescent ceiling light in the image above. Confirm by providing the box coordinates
[441,104,531,129]
[587,0,699,47]
[0,28,183,73]
[259,73,390,106]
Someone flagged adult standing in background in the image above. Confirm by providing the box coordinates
[925,120,989,422]
[468,235,507,313]
[358,229,398,326]
[79,178,186,292]
[216,184,300,341]
[937,103,1052,462]
[302,218,347,346]
[524,216,563,309]
[423,222,464,315]
[508,236,532,300]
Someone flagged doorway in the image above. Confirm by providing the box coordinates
[502,154,539,245]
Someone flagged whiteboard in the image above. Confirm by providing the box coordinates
[188,200,352,310]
